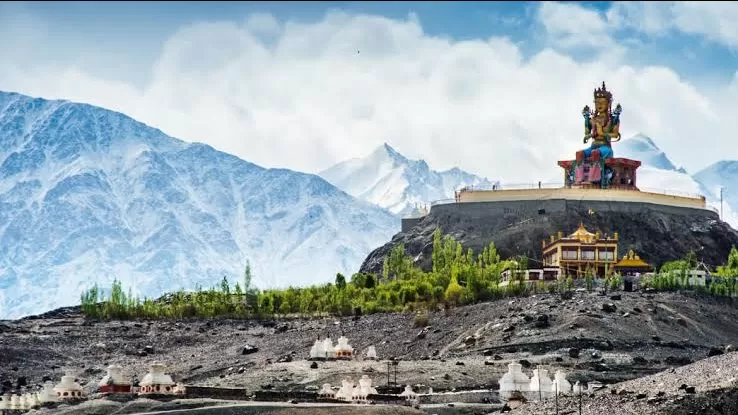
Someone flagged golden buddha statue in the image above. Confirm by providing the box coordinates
[576,82,622,162]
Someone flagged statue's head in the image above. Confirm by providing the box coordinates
[593,81,612,113]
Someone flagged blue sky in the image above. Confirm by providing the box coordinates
[11,1,738,88]
[2,1,738,179]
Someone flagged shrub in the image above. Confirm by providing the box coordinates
[413,309,430,328]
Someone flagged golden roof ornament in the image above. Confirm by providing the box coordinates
[569,222,596,242]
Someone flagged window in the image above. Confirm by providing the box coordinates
[581,250,595,260]
[562,250,578,260]
[599,250,614,261]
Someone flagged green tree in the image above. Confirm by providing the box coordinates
[684,250,698,269]
[584,269,594,292]
[444,275,465,306]
[335,273,347,290]
[364,274,376,289]
[243,261,254,292]
[717,246,738,277]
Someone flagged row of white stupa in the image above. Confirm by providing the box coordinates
[309,336,378,360]
[316,375,418,402]
[0,363,184,411]
[499,362,578,400]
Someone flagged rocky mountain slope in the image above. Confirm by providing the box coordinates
[360,200,738,276]
[319,143,495,217]
[0,91,398,320]
[359,134,738,276]
[1,291,737,412]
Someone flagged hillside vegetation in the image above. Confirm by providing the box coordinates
[79,229,738,321]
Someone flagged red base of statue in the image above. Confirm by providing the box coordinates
[558,157,641,189]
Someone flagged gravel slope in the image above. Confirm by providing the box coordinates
[1,291,736,409]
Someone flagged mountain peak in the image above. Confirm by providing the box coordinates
[628,133,660,150]
[374,142,407,164]
[617,133,680,172]
[320,143,494,216]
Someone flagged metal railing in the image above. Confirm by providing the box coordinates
[454,183,705,200]
[457,182,563,192]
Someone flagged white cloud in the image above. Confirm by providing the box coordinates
[537,1,614,49]
[608,1,738,50]
[0,5,737,184]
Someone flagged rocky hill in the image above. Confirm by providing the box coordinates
[359,199,738,275]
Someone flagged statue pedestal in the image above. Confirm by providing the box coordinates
[558,157,641,189]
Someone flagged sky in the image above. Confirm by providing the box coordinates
[2,1,738,182]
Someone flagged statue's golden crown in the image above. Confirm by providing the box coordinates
[593,81,612,101]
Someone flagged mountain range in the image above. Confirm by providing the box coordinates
[321,133,738,227]
[0,91,398,319]
[1,90,737,319]
[319,143,496,216]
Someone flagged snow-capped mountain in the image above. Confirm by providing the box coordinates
[0,91,398,319]
[319,143,496,216]
[616,133,687,173]
[694,161,738,220]
[614,134,737,227]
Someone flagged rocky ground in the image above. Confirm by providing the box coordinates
[512,351,738,415]
[1,290,738,414]
[25,399,426,415]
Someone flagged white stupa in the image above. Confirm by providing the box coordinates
[0,394,7,410]
[318,383,335,398]
[322,338,336,359]
[498,362,530,400]
[334,336,354,359]
[365,345,378,360]
[529,368,554,400]
[354,375,377,401]
[19,394,29,410]
[554,371,572,395]
[139,362,176,395]
[30,392,41,408]
[335,379,354,401]
[310,340,326,359]
[38,381,58,403]
[9,394,21,409]
[53,375,84,399]
[99,364,132,393]
[400,385,417,400]
[22,393,38,409]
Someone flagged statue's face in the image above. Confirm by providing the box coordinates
[594,97,609,113]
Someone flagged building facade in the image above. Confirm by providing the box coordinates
[542,223,619,278]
